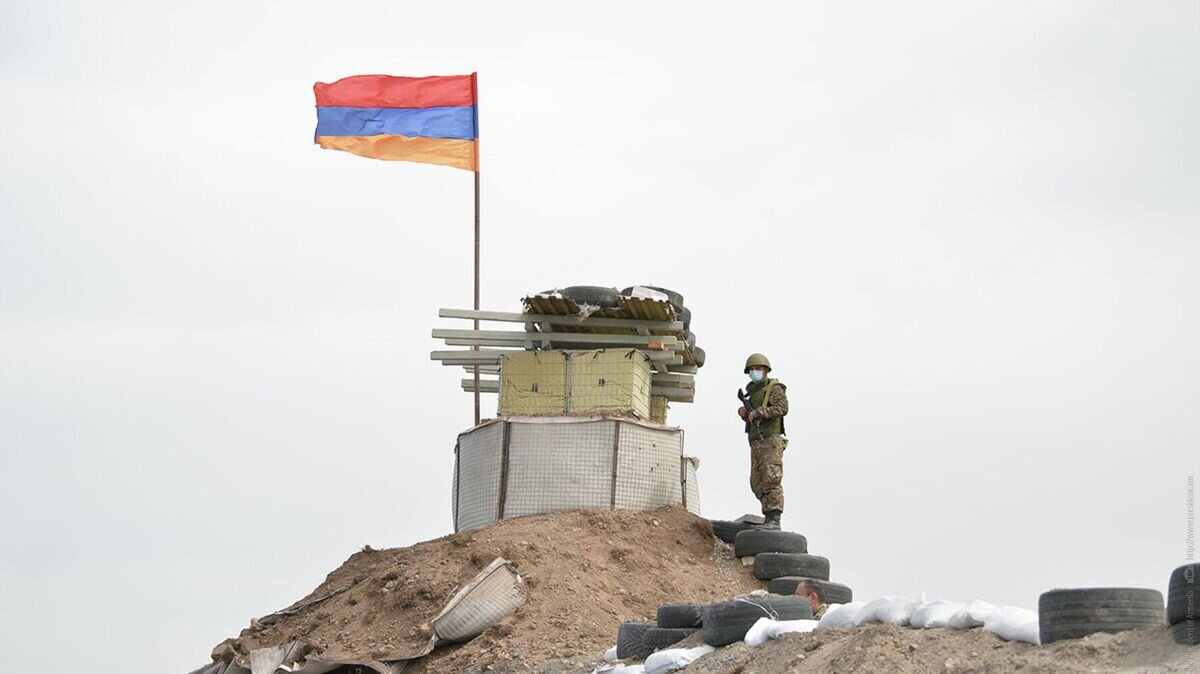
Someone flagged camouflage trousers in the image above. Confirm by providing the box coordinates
[749,434,787,514]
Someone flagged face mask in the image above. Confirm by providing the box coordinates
[748,370,765,383]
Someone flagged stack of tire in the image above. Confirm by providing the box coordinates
[615,594,814,660]
[1168,563,1197,646]
[1038,587,1166,644]
[552,285,704,368]
[721,526,855,607]
[615,603,704,660]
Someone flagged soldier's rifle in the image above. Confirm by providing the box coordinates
[737,388,764,441]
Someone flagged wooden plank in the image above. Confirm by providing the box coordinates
[442,338,528,348]
[651,373,696,387]
[431,350,508,362]
[433,328,680,347]
[439,308,682,331]
[651,386,696,402]
[459,379,500,392]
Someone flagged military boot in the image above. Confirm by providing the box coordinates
[759,510,781,530]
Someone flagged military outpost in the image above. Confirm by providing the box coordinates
[192,283,1195,674]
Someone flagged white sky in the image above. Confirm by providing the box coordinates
[1,2,1197,672]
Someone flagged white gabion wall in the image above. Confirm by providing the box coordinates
[452,416,701,532]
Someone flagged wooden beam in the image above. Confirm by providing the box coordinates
[439,308,682,332]
[433,328,680,348]
[651,373,696,388]
[651,386,696,402]
[431,350,508,363]
[442,338,528,348]
[459,379,500,393]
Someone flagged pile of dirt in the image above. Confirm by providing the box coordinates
[206,505,1197,673]
[673,621,1193,674]
[208,505,763,672]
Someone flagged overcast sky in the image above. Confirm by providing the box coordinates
[1,2,1197,672]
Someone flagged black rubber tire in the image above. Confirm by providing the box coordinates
[683,330,697,349]
[616,621,655,659]
[676,306,692,330]
[701,595,813,646]
[753,553,830,581]
[1172,620,1198,646]
[709,519,756,544]
[643,626,697,652]
[657,602,703,628]
[734,530,808,557]
[691,346,706,368]
[560,285,621,308]
[1168,564,1197,625]
[1038,588,1166,644]
[767,577,853,604]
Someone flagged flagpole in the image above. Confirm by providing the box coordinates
[471,72,481,426]
[472,169,481,425]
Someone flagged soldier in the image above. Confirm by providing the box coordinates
[794,579,829,619]
[737,353,789,530]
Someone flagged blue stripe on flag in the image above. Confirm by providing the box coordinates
[315,105,477,140]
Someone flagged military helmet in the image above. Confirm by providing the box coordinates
[744,353,772,373]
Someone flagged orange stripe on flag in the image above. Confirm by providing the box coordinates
[315,135,477,171]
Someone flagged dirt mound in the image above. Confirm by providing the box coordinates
[209,505,763,672]
[675,621,1192,674]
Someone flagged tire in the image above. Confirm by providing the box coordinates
[683,331,697,349]
[676,306,692,330]
[616,621,655,659]
[767,577,854,604]
[1172,620,1198,646]
[709,519,756,544]
[1038,588,1166,644]
[753,553,830,581]
[701,595,813,646]
[1168,564,1197,625]
[691,346,706,368]
[734,530,808,557]
[560,286,621,308]
[657,602,703,628]
[643,626,697,652]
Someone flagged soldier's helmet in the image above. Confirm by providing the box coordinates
[744,353,772,373]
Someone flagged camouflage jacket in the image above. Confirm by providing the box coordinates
[745,377,788,437]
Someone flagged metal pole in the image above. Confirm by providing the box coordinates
[472,72,481,426]
[473,169,481,425]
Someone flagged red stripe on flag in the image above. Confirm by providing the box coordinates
[314,74,475,109]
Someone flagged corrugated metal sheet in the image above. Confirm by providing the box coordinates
[521,294,696,365]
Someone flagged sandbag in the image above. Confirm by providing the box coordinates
[744,617,820,646]
[818,602,864,628]
[643,644,714,673]
[947,599,997,630]
[910,598,965,629]
[984,606,1041,645]
[854,595,917,626]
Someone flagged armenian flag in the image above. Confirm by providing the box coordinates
[313,73,478,171]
